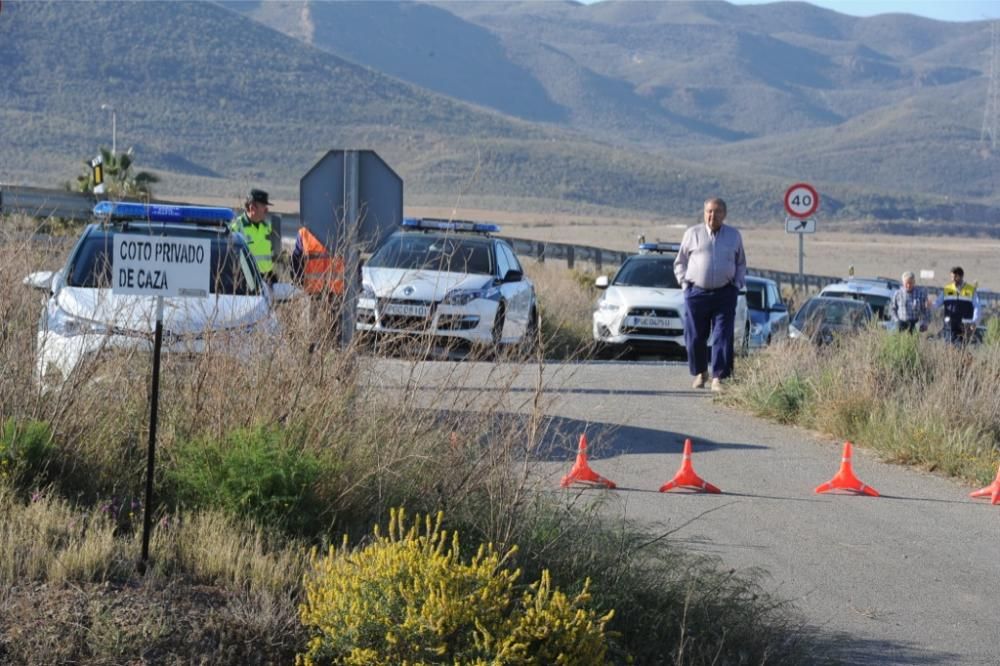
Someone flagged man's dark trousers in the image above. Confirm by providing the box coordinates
[683,284,738,379]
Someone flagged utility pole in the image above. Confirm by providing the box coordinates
[981,22,1000,150]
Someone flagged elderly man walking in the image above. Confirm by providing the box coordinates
[673,197,747,392]
[888,271,929,333]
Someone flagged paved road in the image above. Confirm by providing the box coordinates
[368,357,999,666]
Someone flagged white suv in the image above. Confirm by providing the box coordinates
[593,242,748,357]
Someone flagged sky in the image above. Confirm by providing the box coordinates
[730,0,1000,22]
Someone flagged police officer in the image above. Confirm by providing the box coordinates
[934,266,980,344]
[231,188,276,284]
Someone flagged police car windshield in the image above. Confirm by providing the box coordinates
[612,256,679,289]
[65,230,262,296]
[368,233,494,275]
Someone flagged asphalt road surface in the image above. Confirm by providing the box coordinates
[368,357,999,666]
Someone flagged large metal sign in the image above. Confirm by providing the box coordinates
[300,150,403,344]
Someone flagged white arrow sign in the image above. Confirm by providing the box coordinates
[785,217,816,234]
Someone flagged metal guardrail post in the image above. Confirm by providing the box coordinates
[567,245,575,269]
[595,248,602,272]
[536,241,545,264]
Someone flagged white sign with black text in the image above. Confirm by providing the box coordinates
[785,217,817,234]
[113,234,211,297]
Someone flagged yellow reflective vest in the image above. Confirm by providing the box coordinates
[230,213,273,275]
[942,281,976,322]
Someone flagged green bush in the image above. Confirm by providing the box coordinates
[985,318,1000,347]
[874,331,931,384]
[764,373,814,423]
[0,417,55,488]
[168,426,323,535]
[297,508,614,665]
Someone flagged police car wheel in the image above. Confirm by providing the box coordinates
[491,302,507,350]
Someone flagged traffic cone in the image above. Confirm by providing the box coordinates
[970,464,1000,505]
[560,434,616,489]
[659,438,721,494]
[815,441,879,496]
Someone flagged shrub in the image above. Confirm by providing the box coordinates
[168,426,323,535]
[0,417,55,489]
[297,508,614,665]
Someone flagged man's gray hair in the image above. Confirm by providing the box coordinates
[704,197,727,213]
[901,271,915,282]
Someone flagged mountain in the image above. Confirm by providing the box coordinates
[232,0,999,210]
[1,0,998,225]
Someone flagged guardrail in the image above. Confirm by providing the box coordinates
[2,184,995,307]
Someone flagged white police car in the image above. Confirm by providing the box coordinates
[25,202,286,388]
[593,242,748,357]
[356,218,538,352]
[818,277,898,330]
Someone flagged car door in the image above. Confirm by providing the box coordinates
[766,282,789,336]
[496,241,530,339]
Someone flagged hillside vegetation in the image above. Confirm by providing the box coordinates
[1,0,998,224]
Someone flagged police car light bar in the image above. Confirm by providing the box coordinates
[93,201,234,224]
[639,242,681,253]
[401,217,501,234]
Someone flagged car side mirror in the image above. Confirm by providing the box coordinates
[502,269,523,283]
[770,302,788,313]
[595,275,609,289]
[24,271,55,292]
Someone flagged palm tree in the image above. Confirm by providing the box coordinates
[70,147,160,199]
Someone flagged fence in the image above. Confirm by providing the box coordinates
[1,184,995,307]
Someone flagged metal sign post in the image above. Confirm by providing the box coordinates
[783,183,820,286]
[113,233,211,572]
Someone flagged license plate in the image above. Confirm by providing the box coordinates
[628,316,672,328]
[383,303,430,317]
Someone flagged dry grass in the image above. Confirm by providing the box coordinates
[0,213,813,664]
[726,330,1000,484]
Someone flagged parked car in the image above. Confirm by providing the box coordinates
[355,218,538,353]
[25,202,288,389]
[818,277,899,330]
[745,275,789,348]
[788,296,874,346]
[592,242,748,357]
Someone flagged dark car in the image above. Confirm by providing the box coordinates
[788,296,874,346]
[745,276,789,348]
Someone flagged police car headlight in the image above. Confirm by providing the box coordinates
[47,307,109,337]
[442,286,499,306]
[750,322,763,336]
[596,299,620,313]
[360,284,376,300]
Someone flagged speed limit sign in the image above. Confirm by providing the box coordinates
[784,183,819,219]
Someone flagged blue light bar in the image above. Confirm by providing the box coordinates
[639,242,681,253]
[93,201,234,224]
[401,217,500,234]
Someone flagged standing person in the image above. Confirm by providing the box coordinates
[231,188,276,284]
[291,223,346,344]
[674,197,747,392]
[888,271,930,333]
[933,266,980,344]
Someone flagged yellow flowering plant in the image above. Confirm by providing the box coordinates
[297,508,613,665]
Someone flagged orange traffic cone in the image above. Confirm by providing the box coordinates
[815,441,879,496]
[659,438,721,494]
[560,434,616,489]
[970,465,1000,505]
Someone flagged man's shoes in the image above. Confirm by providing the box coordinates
[711,378,723,392]
[692,371,708,389]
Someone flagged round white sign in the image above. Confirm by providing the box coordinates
[784,183,820,219]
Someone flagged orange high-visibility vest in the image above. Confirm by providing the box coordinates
[299,227,345,295]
